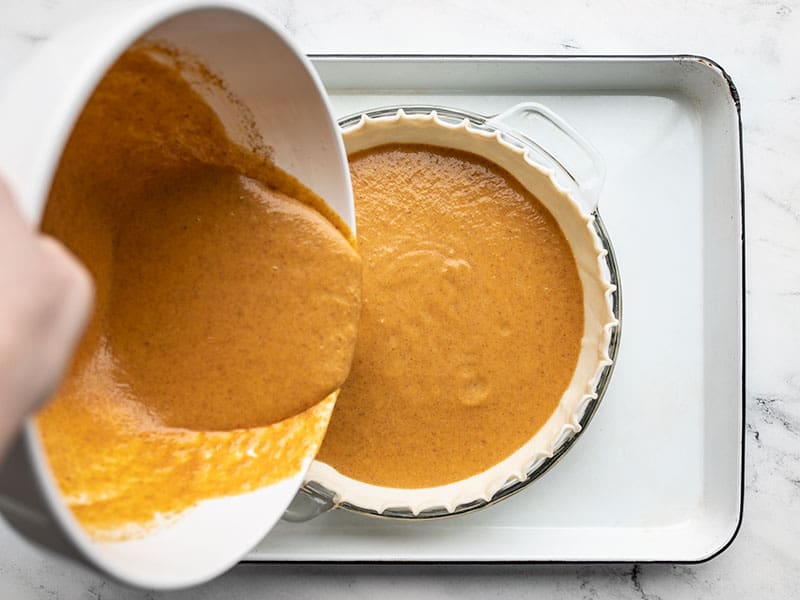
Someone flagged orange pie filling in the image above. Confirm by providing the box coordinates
[317,144,584,489]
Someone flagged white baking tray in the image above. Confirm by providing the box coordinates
[247,55,744,563]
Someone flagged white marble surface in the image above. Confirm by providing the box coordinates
[0,0,797,597]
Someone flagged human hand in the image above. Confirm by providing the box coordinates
[0,177,93,459]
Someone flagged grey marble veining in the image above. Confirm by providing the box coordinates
[0,0,798,597]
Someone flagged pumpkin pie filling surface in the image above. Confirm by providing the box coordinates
[37,45,361,539]
[317,144,584,489]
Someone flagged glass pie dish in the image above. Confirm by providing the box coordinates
[286,103,621,522]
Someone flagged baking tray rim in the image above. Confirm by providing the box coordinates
[243,52,745,566]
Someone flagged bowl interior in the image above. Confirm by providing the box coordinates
[146,8,355,234]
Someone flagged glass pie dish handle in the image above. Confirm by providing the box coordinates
[487,102,606,213]
[281,487,334,522]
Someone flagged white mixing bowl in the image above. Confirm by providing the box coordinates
[0,0,353,589]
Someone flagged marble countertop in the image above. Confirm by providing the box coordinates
[0,0,798,597]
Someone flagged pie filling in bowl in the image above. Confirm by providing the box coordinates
[305,107,620,517]
[35,44,362,541]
